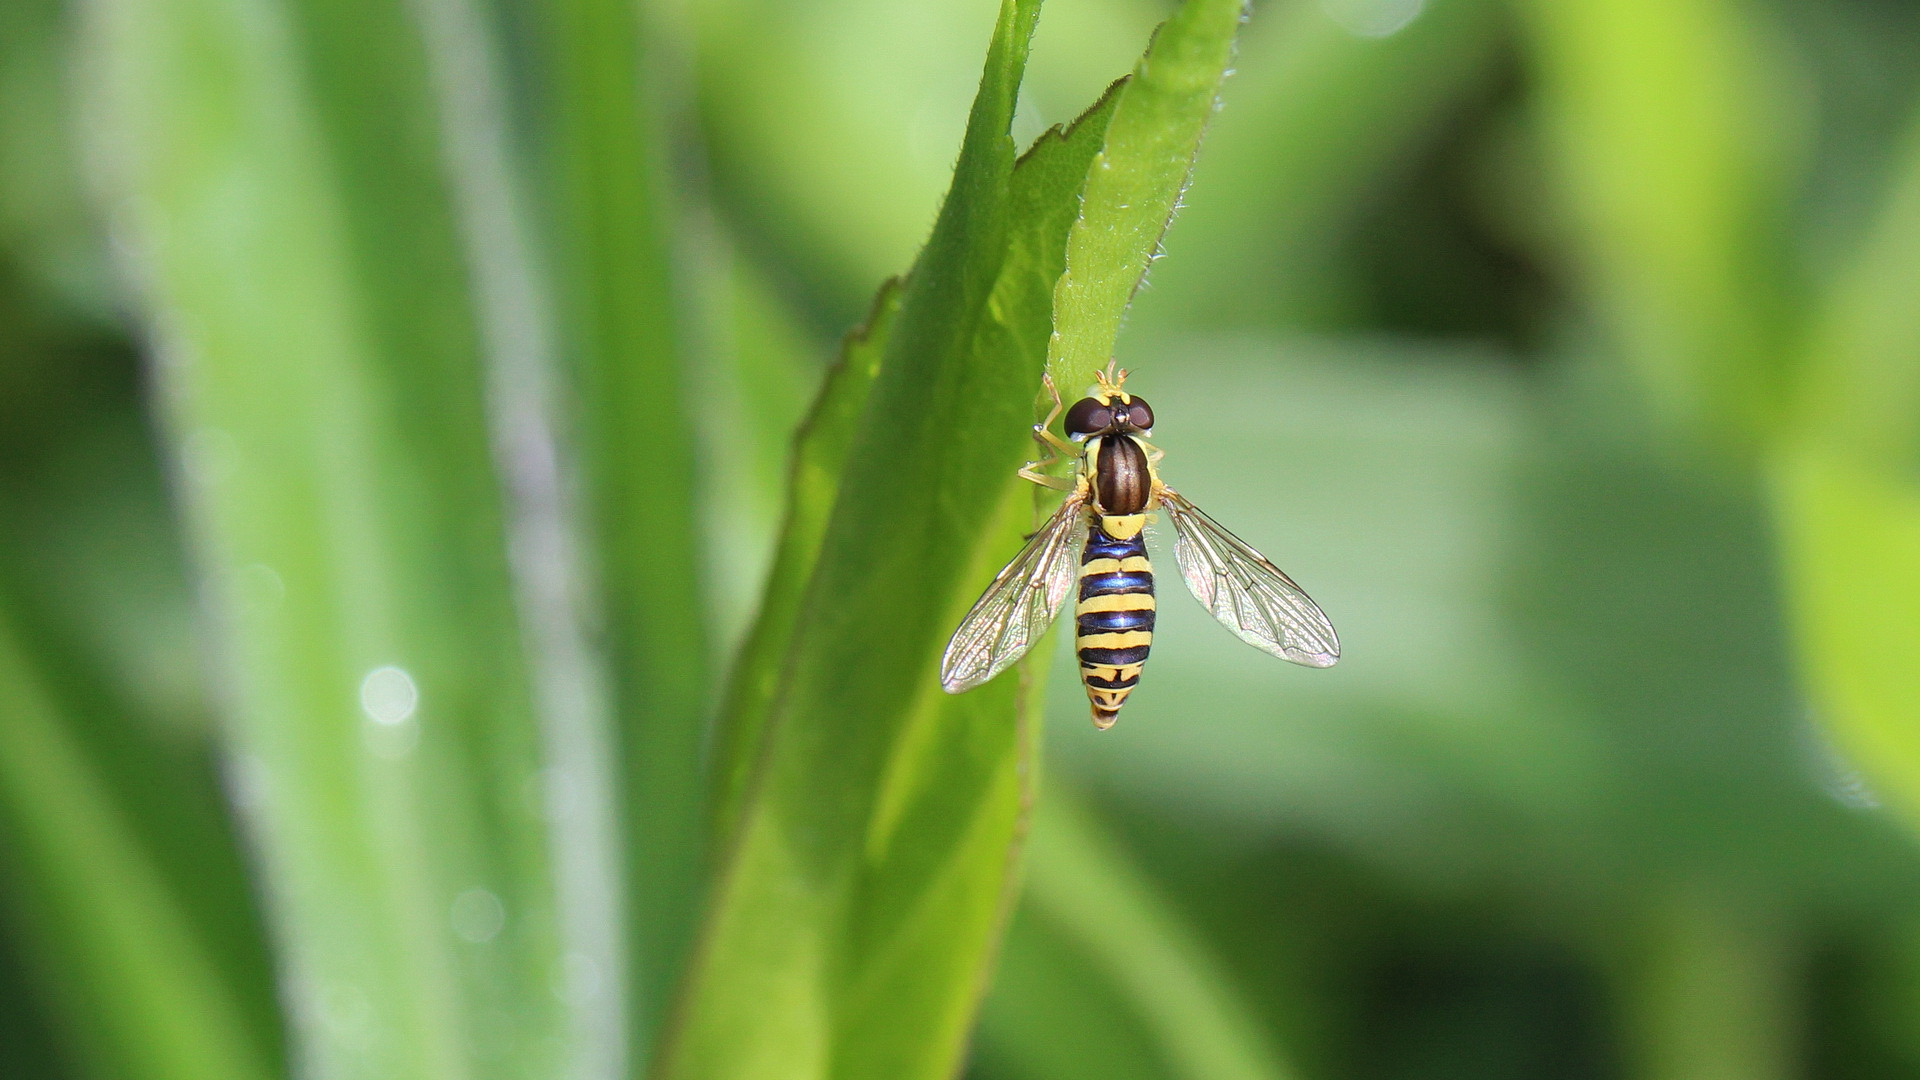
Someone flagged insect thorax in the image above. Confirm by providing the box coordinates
[1088,434,1152,518]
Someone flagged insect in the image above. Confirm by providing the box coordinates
[940,362,1339,728]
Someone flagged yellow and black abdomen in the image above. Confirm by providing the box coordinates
[1076,524,1155,728]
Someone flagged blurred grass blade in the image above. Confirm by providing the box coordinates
[982,792,1295,1080]
[83,0,576,1075]
[539,0,711,1044]
[1772,109,1920,824]
[0,608,279,1080]
[1047,0,1247,391]
[1517,0,1792,444]
[413,0,642,1071]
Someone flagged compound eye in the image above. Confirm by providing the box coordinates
[1125,397,1154,430]
[1063,397,1113,436]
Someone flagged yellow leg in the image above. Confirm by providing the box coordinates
[1019,373,1079,490]
[1018,465,1075,491]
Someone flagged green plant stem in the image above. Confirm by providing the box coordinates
[1611,889,1793,1080]
[1021,793,1296,1080]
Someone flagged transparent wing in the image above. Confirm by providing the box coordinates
[940,492,1088,693]
[1161,487,1339,667]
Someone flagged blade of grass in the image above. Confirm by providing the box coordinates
[0,267,286,1080]
[1047,0,1248,393]
[820,88,1128,1076]
[409,0,641,1072]
[539,0,710,1049]
[0,606,279,1080]
[82,0,575,1074]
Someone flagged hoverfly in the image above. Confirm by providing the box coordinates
[940,362,1338,728]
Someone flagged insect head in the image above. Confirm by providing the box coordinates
[1063,363,1154,438]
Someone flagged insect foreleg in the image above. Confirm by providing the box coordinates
[1032,374,1080,458]
[1036,372,1065,430]
[1020,372,1081,490]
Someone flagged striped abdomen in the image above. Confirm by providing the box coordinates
[1077,521,1155,729]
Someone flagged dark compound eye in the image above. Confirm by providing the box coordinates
[1063,397,1113,436]
[1125,397,1154,430]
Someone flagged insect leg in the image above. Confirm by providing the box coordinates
[1020,372,1079,489]
[1018,463,1075,491]
[1036,372,1065,430]
[1032,374,1080,457]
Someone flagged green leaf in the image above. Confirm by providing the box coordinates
[661,2,1130,1073]
[1515,0,1793,444]
[1773,451,1920,822]
[1771,111,1920,829]
[1047,0,1247,393]
[81,0,581,1075]
[671,0,1250,1068]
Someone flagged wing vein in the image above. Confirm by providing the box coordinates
[940,492,1088,692]
[1162,487,1338,667]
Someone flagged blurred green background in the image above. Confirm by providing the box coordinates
[8,0,1920,1077]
